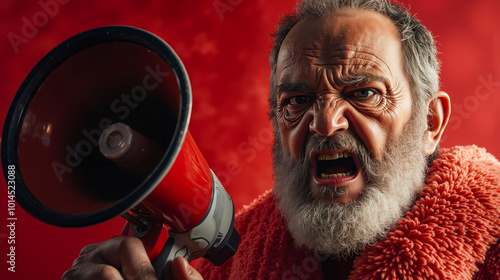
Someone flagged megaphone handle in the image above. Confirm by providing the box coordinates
[152,234,188,280]
[117,237,177,280]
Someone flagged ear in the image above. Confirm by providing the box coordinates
[424,91,451,155]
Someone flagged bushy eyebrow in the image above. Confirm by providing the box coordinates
[277,72,390,94]
[277,81,313,94]
[338,72,390,88]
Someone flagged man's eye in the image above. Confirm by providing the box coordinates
[289,96,312,105]
[352,88,378,98]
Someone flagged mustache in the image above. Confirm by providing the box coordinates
[304,133,375,167]
[306,133,366,154]
[273,133,375,175]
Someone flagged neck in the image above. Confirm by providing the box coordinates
[321,256,356,280]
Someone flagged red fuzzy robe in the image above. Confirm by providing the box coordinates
[196,146,500,279]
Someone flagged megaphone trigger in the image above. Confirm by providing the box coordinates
[120,212,150,234]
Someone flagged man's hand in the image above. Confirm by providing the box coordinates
[171,257,204,280]
[62,236,203,280]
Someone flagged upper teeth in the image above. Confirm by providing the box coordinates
[317,152,351,161]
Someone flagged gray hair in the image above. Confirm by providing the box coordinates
[268,0,440,128]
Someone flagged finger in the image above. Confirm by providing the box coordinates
[69,236,157,280]
[101,236,157,280]
[170,257,204,280]
[64,242,124,280]
[62,263,123,280]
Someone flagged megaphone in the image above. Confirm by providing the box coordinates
[1,26,239,279]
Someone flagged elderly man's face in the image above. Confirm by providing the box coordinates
[273,8,432,256]
[276,9,413,204]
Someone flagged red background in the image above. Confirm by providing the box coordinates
[0,0,499,279]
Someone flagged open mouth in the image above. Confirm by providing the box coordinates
[314,151,358,180]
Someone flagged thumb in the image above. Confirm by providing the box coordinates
[170,257,204,280]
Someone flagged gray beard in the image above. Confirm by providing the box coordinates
[272,114,429,258]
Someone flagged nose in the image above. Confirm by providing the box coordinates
[309,100,349,136]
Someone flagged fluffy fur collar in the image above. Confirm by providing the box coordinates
[351,146,500,279]
[196,146,500,279]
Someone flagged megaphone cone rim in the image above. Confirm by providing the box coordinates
[1,26,192,227]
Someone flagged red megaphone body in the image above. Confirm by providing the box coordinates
[1,26,238,279]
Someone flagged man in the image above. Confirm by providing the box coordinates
[63,0,500,279]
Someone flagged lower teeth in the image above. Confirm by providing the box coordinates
[320,170,354,179]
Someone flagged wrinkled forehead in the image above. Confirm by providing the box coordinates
[277,8,404,75]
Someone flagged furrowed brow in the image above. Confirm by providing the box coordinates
[277,82,313,94]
